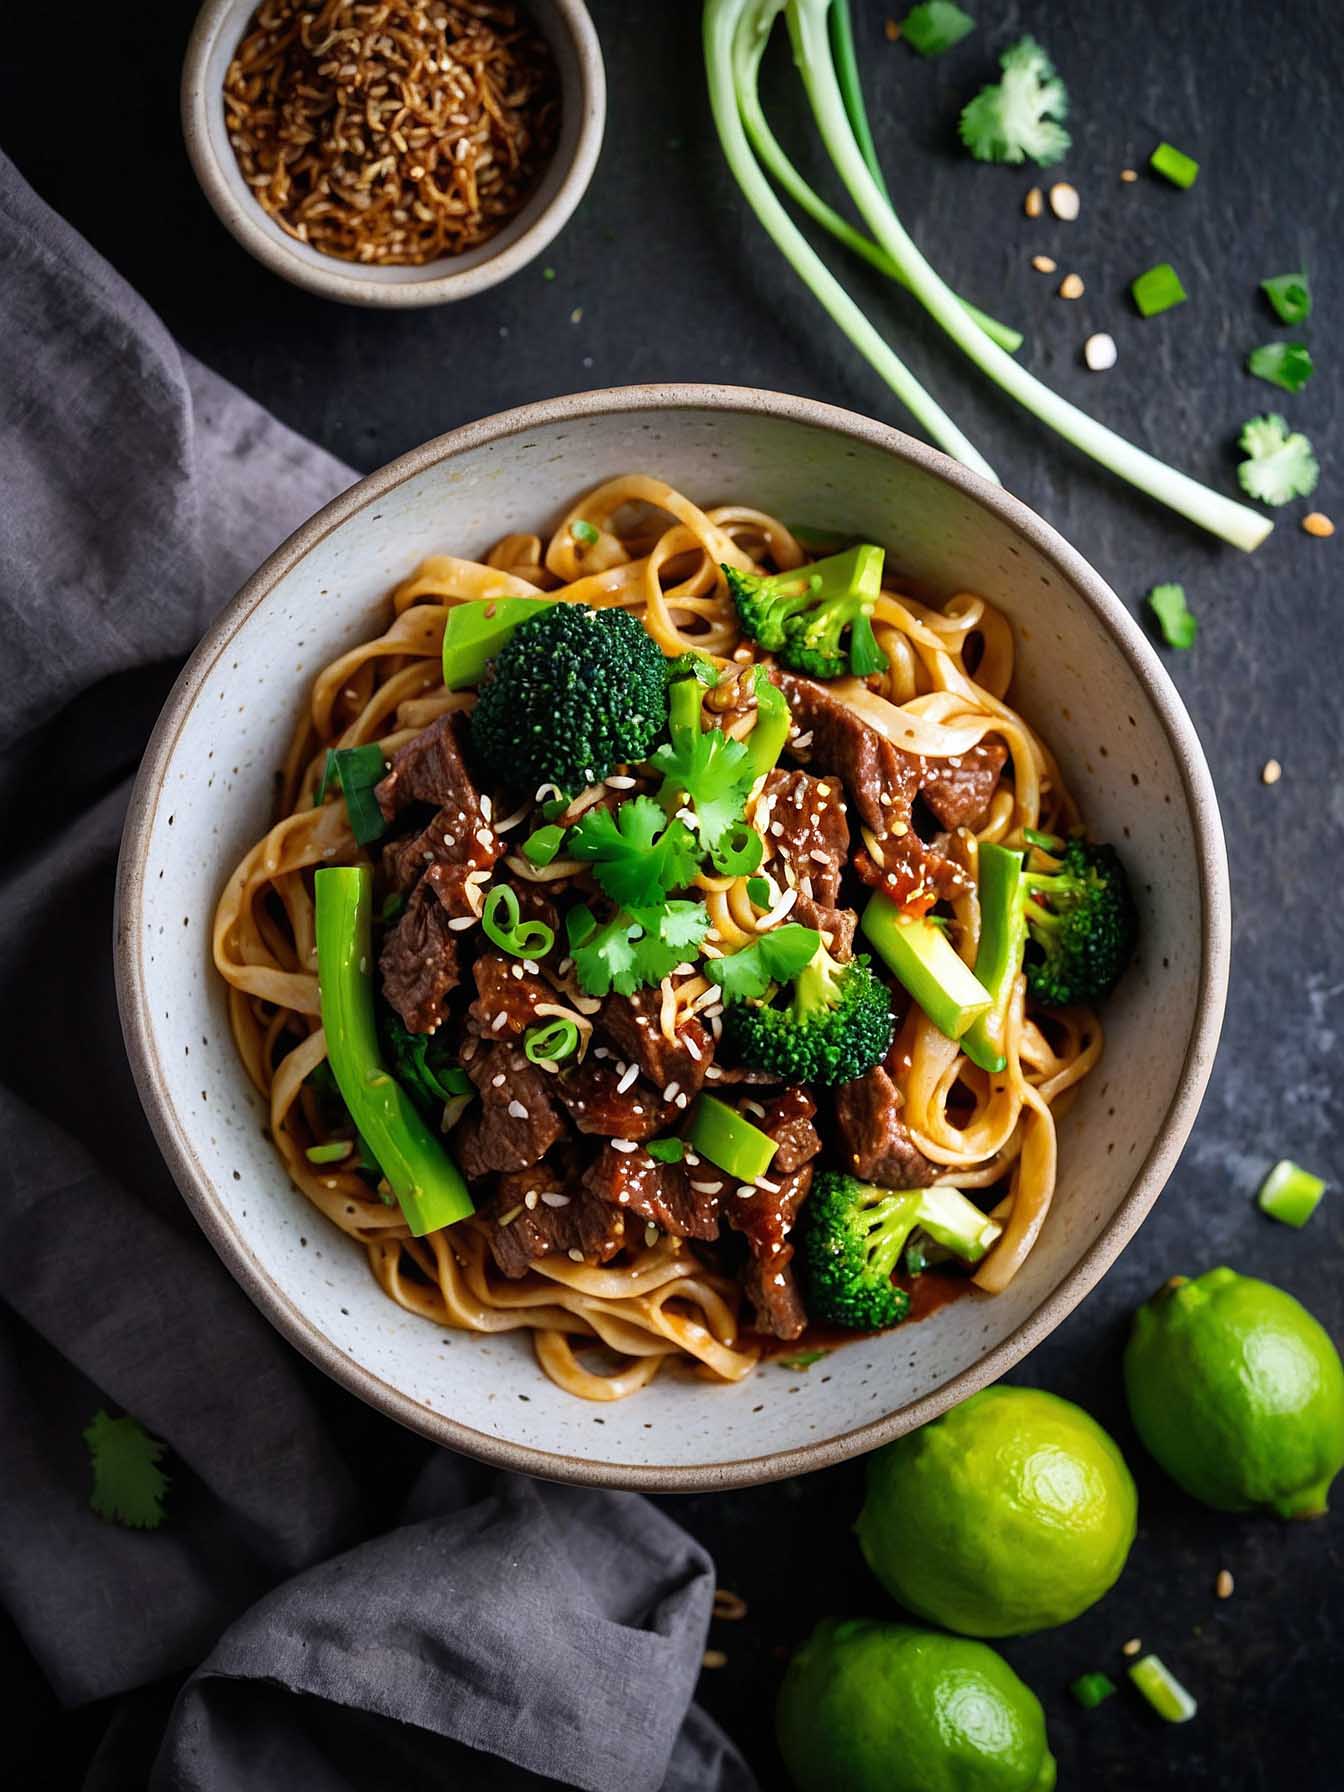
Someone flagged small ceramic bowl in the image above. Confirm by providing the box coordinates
[116,386,1230,1490]
[182,0,605,306]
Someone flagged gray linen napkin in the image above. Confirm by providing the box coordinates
[0,149,755,1792]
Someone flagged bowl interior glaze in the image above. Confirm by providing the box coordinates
[118,388,1229,1488]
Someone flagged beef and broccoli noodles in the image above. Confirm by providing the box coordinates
[213,476,1136,1401]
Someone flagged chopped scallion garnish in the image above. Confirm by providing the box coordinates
[316,744,389,846]
[1070,1671,1118,1709]
[1246,342,1314,394]
[570,519,600,546]
[1131,263,1188,318]
[305,1140,354,1164]
[1128,1654,1197,1723]
[521,823,567,867]
[1257,1158,1327,1229]
[1149,141,1199,188]
[900,1,975,58]
[1261,271,1310,325]
[1147,582,1197,650]
[524,1016,581,1067]
[645,1137,687,1164]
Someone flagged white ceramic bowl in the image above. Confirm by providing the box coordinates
[182,0,605,306]
[116,386,1230,1489]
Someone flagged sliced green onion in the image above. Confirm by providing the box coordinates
[688,1094,778,1182]
[1147,582,1197,650]
[521,823,567,867]
[570,519,601,546]
[710,819,765,877]
[900,1,974,57]
[317,744,389,846]
[1128,1654,1197,1723]
[481,884,555,959]
[1262,271,1310,325]
[1131,263,1187,317]
[1247,342,1314,394]
[305,1140,354,1164]
[524,1016,581,1067]
[745,875,773,909]
[645,1137,686,1164]
[1149,141,1199,188]
[1070,1671,1118,1709]
[1257,1158,1327,1229]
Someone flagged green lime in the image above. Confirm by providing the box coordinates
[777,1618,1056,1792]
[856,1387,1136,1637]
[1124,1268,1344,1518]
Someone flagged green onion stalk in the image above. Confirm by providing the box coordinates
[781,0,1273,551]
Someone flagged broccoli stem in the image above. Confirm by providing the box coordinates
[667,672,707,750]
[962,844,1026,1074]
[315,867,474,1236]
[861,894,993,1041]
[863,1183,1003,1276]
[742,672,791,782]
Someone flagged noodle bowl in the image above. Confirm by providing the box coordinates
[214,475,1105,1401]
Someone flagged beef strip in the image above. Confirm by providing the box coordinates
[467,953,553,1040]
[552,1058,673,1141]
[727,1163,814,1341]
[582,1144,722,1242]
[920,741,1009,831]
[375,713,502,913]
[776,671,968,909]
[598,988,712,1100]
[486,1167,628,1278]
[833,1065,938,1188]
[743,1086,821,1174]
[789,891,857,959]
[454,1041,566,1179]
[761,768,849,904]
[378,879,460,1034]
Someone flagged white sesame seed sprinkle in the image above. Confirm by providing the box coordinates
[447,915,476,931]
[611,1138,637,1153]
[541,1191,571,1207]
[507,1100,529,1119]
[616,1063,639,1095]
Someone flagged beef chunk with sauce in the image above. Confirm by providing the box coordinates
[744,1086,821,1174]
[379,880,460,1034]
[583,1144,722,1241]
[728,1163,814,1341]
[834,1064,938,1189]
[376,713,501,913]
[467,952,553,1041]
[454,1040,566,1179]
[920,742,1008,831]
[760,766,859,960]
[552,1057,673,1141]
[486,1167,628,1278]
[598,988,712,1101]
[776,672,968,909]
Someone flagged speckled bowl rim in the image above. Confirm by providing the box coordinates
[116,383,1231,1490]
[181,0,605,307]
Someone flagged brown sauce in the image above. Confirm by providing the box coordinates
[754,1269,978,1361]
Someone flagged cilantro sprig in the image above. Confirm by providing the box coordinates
[569,900,711,998]
[569,795,701,907]
[84,1410,170,1530]
[704,923,822,1002]
[652,726,753,852]
[1237,414,1319,507]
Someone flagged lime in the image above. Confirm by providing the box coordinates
[1124,1268,1344,1518]
[777,1618,1056,1792]
[856,1386,1136,1637]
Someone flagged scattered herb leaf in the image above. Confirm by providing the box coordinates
[958,36,1070,167]
[1146,582,1197,649]
[900,1,974,58]
[704,924,822,1002]
[645,1137,687,1164]
[572,902,711,997]
[1237,414,1320,506]
[316,744,388,846]
[84,1411,169,1530]
[569,796,702,907]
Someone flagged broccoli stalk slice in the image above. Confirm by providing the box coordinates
[861,894,993,1041]
[725,543,888,678]
[962,844,1026,1074]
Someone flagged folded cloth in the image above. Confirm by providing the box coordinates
[0,149,756,1792]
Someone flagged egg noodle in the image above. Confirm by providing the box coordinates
[213,475,1100,1401]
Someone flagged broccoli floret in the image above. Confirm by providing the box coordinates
[1022,838,1137,1007]
[724,544,888,680]
[958,36,1071,167]
[722,942,894,1086]
[801,1172,1002,1329]
[470,603,668,794]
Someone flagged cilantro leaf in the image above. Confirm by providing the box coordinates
[84,1410,169,1530]
[569,796,701,906]
[1146,583,1197,650]
[645,1137,686,1164]
[1237,414,1319,507]
[958,36,1070,167]
[652,727,753,851]
[704,923,822,1002]
[901,2,975,58]
[572,901,711,997]
[1246,342,1314,395]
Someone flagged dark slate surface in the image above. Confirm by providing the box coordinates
[2,0,1340,1787]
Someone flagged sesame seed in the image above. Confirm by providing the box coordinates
[1120,167,1139,182]
[492,1073,506,1088]
[567,1248,585,1261]
[447,914,476,931]
[742,1100,766,1118]
[617,1062,639,1094]
[1031,254,1057,274]
[1049,181,1080,221]
[492,1011,508,1031]
[524,1190,539,1209]
[663,1081,681,1102]
[691,1179,723,1193]
[1262,758,1282,785]
[507,1100,529,1119]
[479,794,493,821]
[1059,272,1085,300]
[683,1035,702,1062]
[702,1649,728,1669]
[1122,1637,1142,1657]
[1084,332,1118,372]
[611,1139,637,1153]
[1215,1569,1234,1599]
[645,1223,659,1247]
[736,1185,756,1199]
[541,1191,571,1207]
[1302,511,1335,538]
[1024,185,1043,218]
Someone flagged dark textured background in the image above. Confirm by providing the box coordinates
[3,0,1341,1786]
